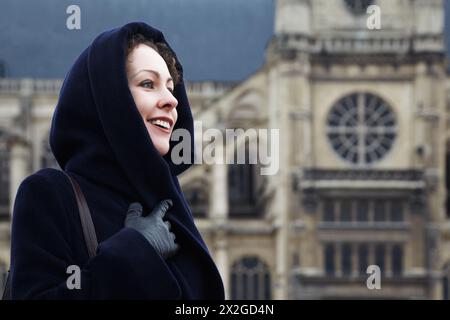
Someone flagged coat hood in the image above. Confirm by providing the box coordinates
[49,22,201,242]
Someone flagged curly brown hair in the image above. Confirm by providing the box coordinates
[126,33,181,85]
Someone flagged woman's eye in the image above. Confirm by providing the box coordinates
[140,80,154,89]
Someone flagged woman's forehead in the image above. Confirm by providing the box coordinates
[127,44,171,79]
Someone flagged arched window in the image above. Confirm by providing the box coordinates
[326,92,396,166]
[184,182,208,218]
[228,162,257,217]
[226,96,269,217]
[228,138,262,218]
[230,256,271,300]
[0,131,10,221]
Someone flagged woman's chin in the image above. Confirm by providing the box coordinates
[154,143,170,156]
[147,129,170,155]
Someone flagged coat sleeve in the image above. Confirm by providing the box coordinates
[10,174,181,300]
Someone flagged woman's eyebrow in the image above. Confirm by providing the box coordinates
[132,69,173,83]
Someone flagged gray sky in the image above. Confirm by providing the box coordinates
[0,0,274,81]
[0,0,448,81]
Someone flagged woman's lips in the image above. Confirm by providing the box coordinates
[147,121,171,134]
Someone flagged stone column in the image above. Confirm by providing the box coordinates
[335,243,342,277]
[368,244,375,269]
[9,138,30,219]
[210,144,228,222]
[385,244,393,278]
[214,235,229,299]
[210,142,229,298]
[268,63,290,300]
[351,243,359,278]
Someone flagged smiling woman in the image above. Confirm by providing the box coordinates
[8,22,225,300]
[126,35,180,156]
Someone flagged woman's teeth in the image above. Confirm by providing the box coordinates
[150,119,170,129]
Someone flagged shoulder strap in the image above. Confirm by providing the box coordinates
[63,171,98,258]
[1,270,11,300]
[2,171,99,300]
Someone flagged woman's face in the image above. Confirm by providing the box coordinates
[126,44,178,156]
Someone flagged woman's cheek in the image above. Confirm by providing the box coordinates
[134,96,148,115]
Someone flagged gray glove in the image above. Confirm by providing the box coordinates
[125,199,179,259]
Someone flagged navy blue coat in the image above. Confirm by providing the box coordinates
[9,22,225,300]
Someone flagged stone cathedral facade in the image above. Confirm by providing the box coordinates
[1,0,450,299]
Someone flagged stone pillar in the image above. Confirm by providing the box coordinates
[9,138,30,219]
[335,243,342,277]
[351,243,359,278]
[210,143,229,298]
[214,235,229,299]
[268,63,290,300]
[385,244,393,278]
[210,150,228,222]
[368,244,375,269]
[427,225,443,299]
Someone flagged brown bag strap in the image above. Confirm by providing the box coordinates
[63,171,98,258]
[2,171,99,300]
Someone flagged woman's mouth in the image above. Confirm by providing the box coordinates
[147,119,171,134]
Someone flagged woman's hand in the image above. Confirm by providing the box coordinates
[124,199,179,259]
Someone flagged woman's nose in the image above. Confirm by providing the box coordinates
[158,90,178,111]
